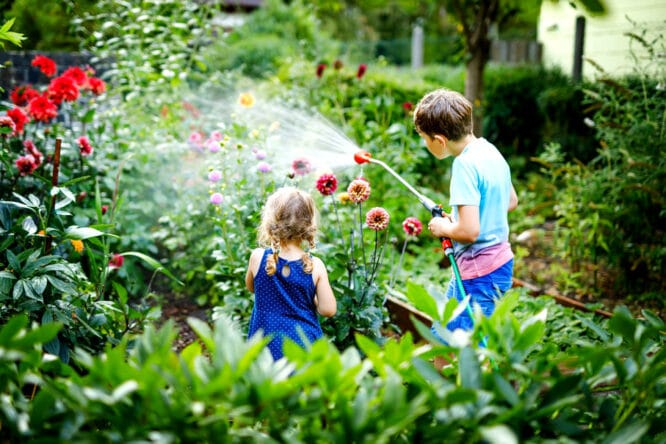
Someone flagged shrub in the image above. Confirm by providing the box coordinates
[483,65,596,176]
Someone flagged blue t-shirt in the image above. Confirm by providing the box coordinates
[449,137,513,256]
[248,249,322,360]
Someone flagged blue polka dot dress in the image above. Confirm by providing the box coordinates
[248,249,323,360]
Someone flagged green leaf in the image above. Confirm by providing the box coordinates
[120,251,183,285]
[65,226,108,240]
[601,420,649,444]
[0,18,25,48]
[480,425,518,444]
[492,373,520,406]
[404,280,438,320]
[459,346,481,389]
[188,317,214,352]
[0,314,28,344]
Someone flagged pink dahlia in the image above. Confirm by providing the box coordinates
[23,140,43,167]
[15,155,38,176]
[208,170,222,182]
[347,178,371,203]
[402,217,423,236]
[366,207,389,231]
[292,157,312,176]
[315,173,338,196]
[257,161,272,173]
[210,193,224,205]
[0,116,16,138]
[78,136,93,156]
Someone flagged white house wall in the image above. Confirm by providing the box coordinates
[537,0,666,78]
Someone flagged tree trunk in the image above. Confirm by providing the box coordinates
[465,49,486,137]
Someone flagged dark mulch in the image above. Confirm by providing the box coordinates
[157,293,208,352]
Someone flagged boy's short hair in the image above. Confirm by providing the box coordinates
[413,89,473,141]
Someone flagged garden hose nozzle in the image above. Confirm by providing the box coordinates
[353,150,373,164]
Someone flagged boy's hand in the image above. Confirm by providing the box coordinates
[428,215,452,238]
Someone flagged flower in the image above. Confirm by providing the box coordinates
[338,192,351,204]
[402,217,423,236]
[347,178,371,203]
[47,75,79,104]
[10,85,40,106]
[402,102,413,112]
[292,157,312,176]
[188,131,203,145]
[108,254,124,269]
[70,239,84,253]
[23,140,43,167]
[356,63,367,79]
[210,193,224,205]
[254,149,267,160]
[366,207,390,231]
[78,136,93,156]
[0,116,16,138]
[238,92,255,108]
[316,173,338,196]
[86,77,106,95]
[27,96,57,122]
[62,66,88,86]
[257,161,272,173]
[208,170,222,182]
[333,59,343,70]
[101,205,109,215]
[15,155,37,176]
[31,55,57,77]
[206,139,221,153]
[7,107,29,134]
[316,63,327,78]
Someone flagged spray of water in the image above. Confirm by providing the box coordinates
[189,91,363,171]
[244,101,362,170]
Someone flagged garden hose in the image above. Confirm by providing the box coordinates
[354,149,489,349]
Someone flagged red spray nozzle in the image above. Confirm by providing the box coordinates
[354,150,372,164]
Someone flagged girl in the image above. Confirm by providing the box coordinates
[245,187,336,360]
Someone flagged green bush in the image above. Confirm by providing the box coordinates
[201,0,335,79]
[483,65,596,176]
[1,293,663,442]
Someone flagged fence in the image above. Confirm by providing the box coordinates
[0,51,98,99]
[491,39,542,64]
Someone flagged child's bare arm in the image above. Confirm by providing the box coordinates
[312,257,336,317]
[245,248,262,293]
[428,205,480,244]
[508,185,518,212]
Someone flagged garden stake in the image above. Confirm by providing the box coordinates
[354,150,490,349]
[45,138,62,255]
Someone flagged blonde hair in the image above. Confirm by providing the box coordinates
[258,187,317,275]
[413,88,473,141]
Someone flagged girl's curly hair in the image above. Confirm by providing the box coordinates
[258,187,317,275]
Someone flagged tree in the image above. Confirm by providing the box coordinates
[442,0,605,135]
[310,0,605,135]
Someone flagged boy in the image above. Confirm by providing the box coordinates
[413,88,518,339]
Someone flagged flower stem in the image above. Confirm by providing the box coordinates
[331,195,345,251]
[390,238,408,289]
[357,203,367,279]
